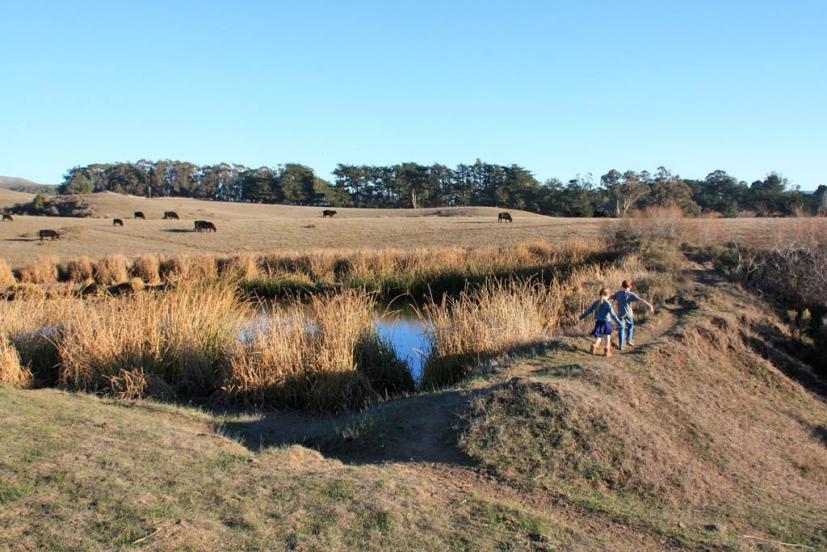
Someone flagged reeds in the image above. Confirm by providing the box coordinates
[0,259,15,288]
[225,290,412,411]
[57,284,247,397]
[421,279,560,387]
[15,257,59,284]
[2,239,607,298]
[0,336,30,387]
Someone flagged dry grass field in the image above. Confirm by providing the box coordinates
[1,191,825,267]
[0,188,34,208]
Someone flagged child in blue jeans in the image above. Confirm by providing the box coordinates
[579,287,623,356]
[612,280,655,350]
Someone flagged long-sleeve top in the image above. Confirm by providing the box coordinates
[612,290,640,319]
[579,299,623,325]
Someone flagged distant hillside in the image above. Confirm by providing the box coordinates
[0,187,34,209]
[0,176,57,194]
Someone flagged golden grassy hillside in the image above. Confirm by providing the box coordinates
[1,192,825,267]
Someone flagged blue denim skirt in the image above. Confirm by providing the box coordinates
[591,320,613,337]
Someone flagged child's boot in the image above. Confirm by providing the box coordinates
[591,341,601,355]
[605,341,613,357]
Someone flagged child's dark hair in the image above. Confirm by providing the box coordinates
[622,279,632,289]
[599,287,610,302]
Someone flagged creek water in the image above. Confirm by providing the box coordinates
[374,310,432,381]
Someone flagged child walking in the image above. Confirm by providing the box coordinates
[612,280,655,350]
[579,287,623,357]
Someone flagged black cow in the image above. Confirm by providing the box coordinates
[194,220,217,232]
[2,214,13,222]
[134,211,146,220]
[39,229,61,241]
[113,218,124,227]
[322,209,337,218]
[163,211,179,220]
[497,212,513,223]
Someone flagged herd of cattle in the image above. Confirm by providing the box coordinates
[0,209,515,242]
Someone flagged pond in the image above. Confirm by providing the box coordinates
[374,310,432,382]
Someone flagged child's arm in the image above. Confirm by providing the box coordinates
[579,301,597,320]
[632,292,655,314]
[609,304,623,325]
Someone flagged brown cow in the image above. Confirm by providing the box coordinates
[497,212,513,223]
[322,209,337,218]
[113,218,124,226]
[39,229,61,241]
[1,214,13,222]
[134,211,146,220]
[194,220,217,232]
[163,211,179,220]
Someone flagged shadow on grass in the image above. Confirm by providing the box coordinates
[160,228,196,233]
[219,387,479,466]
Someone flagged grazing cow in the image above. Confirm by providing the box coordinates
[322,209,337,218]
[163,211,179,220]
[39,229,61,241]
[134,211,146,220]
[194,220,217,232]
[113,218,124,227]
[497,212,513,223]
[1,214,13,222]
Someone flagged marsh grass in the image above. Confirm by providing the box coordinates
[57,284,247,398]
[0,258,15,288]
[225,290,412,411]
[0,336,30,387]
[421,279,561,387]
[0,284,410,410]
[15,256,59,284]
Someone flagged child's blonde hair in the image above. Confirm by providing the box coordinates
[599,287,610,302]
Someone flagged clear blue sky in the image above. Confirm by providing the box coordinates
[2,0,825,189]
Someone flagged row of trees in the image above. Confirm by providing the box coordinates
[61,160,826,217]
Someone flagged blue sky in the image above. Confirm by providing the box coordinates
[1,1,825,189]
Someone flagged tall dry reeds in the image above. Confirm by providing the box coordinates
[0,336,30,387]
[63,257,95,283]
[58,284,246,398]
[15,257,58,284]
[93,255,130,285]
[0,294,76,384]
[421,279,560,387]
[0,258,15,288]
[225,290,412,410]
[131,255,161,284]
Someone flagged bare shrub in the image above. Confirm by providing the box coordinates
[93,255,130,285]
[160,255,217,283]
[64,256,95,283]
[131,255,161,284]
[218,254,259,280]
[15,257,58,284]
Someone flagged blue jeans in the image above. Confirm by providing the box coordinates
[619,317,634,348]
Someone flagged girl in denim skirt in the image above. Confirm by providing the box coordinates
[579,287,623,356]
